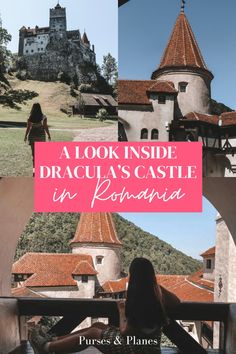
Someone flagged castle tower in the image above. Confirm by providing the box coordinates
[214,214,236,303]
[18,27,26,56]
[70,213,122,284]
[152,9,214,116]
[49,2,67,39]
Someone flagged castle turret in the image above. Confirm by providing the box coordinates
[152,9,213,116]
[82,31,91,48]
[70,213,122,284]
[49,2,67,39]
[18,27,26,56]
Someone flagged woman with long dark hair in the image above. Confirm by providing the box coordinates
[30,258,180,353]
[24,103,51,167]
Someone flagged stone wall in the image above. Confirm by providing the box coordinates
[0,298,21,353]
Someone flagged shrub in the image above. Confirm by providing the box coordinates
[96,108,108,122]
[78,83,94,93]
[57,71,71,84]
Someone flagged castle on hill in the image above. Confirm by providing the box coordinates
[17,2,97,83]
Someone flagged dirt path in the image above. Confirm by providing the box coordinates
[73,123,117,142]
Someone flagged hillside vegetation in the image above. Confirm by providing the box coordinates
[16,213,201,275]
[0,75,76,120]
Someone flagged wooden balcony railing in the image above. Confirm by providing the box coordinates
[3,298,235,354]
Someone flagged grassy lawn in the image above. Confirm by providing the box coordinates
[0,108,115,130]
[0,77,116,129]
[0,129,75,176]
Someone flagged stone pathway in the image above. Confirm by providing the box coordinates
[73,123,117,142]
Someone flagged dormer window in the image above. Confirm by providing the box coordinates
[82,275,88,283]
[149,93,158,100]
[179,82,188,93]
[158,95,166,104]
[206,259,212,269]
[96,256,104,265]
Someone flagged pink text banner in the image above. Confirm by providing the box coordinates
[34,142,202,212]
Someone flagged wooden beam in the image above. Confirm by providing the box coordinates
[163,320,207,354]
[17,298,229,322]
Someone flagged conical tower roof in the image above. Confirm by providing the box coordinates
[82,32,90,45]
[152,12,213,80]
[70,213,122,246]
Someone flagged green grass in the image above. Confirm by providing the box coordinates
[0,109,115,130]
[0,76,117,129]
[0,129,75,176]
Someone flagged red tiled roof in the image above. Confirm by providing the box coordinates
[183,111,236,126]
[187,270,214,291]
[147,81,177,94]
[11,286,46,298]
[118,80,176,105]
[183,112,219,125]
[220,111,236,126]
[70,213,122,246]
[200,246,215,258]
[102,274,213,302]
[82,32,90,44]
[72,261,97,275]
[12,253,96,287]
[154,12,210,75]
[102,277,128,293]
[20,26,49,34]
[119,80,154,105]
[157,275,213,302]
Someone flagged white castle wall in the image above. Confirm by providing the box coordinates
[119,95,175,142]
[24,34,49,55]
[202,256,215,281]
[214,216,236,303]
[72,243,121,284]
[155,71,211,115]
[33,277,95,299]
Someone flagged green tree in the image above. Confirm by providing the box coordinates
[0,16,12,85]
[101,53,118,85]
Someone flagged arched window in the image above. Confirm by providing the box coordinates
[140,128,148,139]
[151,129,159,140]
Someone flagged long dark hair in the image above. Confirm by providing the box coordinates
[29,103,43,123]
[125,258,168,329]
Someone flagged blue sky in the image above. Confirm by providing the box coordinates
[119,196,217,260]
[0,0,118,65]
[119,0,236,109]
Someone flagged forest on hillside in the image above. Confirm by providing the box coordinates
[15,213,201,275]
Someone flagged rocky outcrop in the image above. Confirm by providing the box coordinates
[16,38,97,84]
